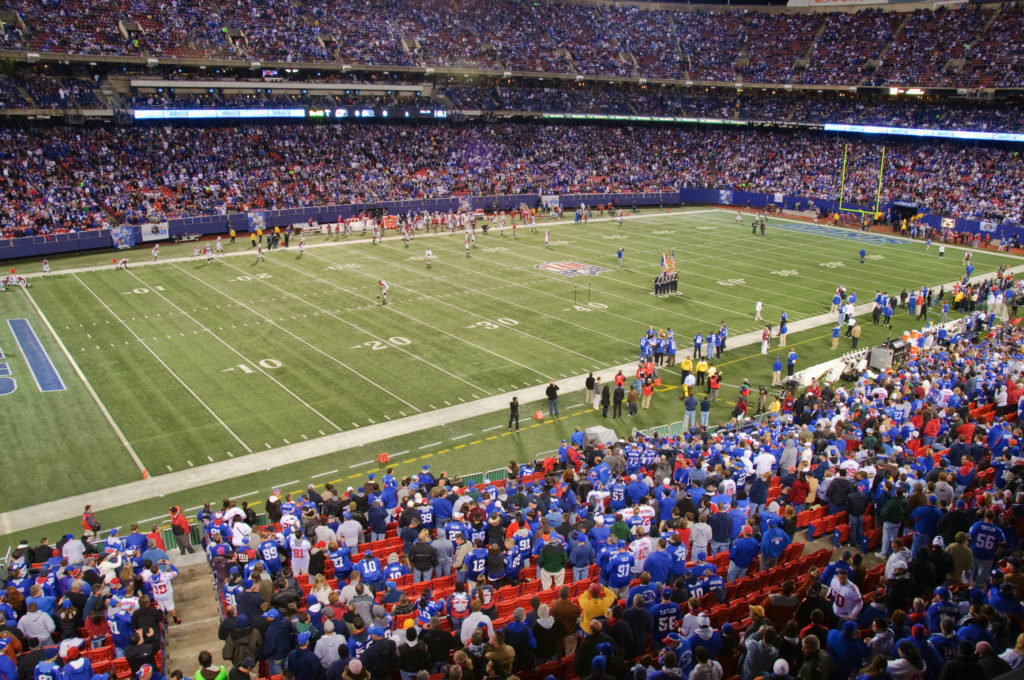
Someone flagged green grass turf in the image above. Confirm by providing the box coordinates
[0,208,1016,543]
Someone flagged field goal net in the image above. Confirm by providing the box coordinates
[837,143,886,221]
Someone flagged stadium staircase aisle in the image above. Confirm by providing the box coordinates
[163,551,222,674]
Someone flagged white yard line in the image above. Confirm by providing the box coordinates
[171,263,424,412]
[215,259,490,401]
[594,213,961,297]
[20,286,148,477]
[124,269,344,432]
[73,274,254,454]
[490,233,778,322]
[270,255,554,379]
[352,247,638,349]
[567,219,841,307]
[368,235,659,331]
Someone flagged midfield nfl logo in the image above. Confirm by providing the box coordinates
[535,262,609,277]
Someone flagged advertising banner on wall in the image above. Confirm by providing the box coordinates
[788,0,887,6]
[139,222,169,242]
[110,227,135,249]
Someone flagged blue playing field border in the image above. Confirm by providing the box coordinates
[768,221,908,246]
[7,318,66,392]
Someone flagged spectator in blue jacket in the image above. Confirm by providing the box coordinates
[367,501,389,542]
[429,494,453,531]
[728,526,759,582]
[728,501,748,540]
[820,550,853,586]
[285,630,324,680]
[503,607,537,672]
[569,532,596,582]
[261,610,293,676]
[909,496,943,558]
[627,573,658,608]
[748,474,769,517]
[760,519,792,573]
[957,604,997,648]
[644,539,673,587]
[826,621,868,680]
[709,507,732,556]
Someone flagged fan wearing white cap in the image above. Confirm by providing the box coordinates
[884,541,913,579]
[686,612,723,660]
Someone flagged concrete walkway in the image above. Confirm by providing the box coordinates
[162,553,224,673]
[3,212,1019,535]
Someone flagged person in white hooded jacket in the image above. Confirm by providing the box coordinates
[886,641,927,680]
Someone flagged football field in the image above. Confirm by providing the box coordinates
[0,208,1017,538]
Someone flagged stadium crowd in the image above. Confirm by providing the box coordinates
[1,1,1024,87]
[863,7,991,88]
[794,11,902,86]
[0,122,1022,235]
[5,307,1024,680]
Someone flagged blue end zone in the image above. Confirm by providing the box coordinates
[7,318,66,392]
[769,221,907,246]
